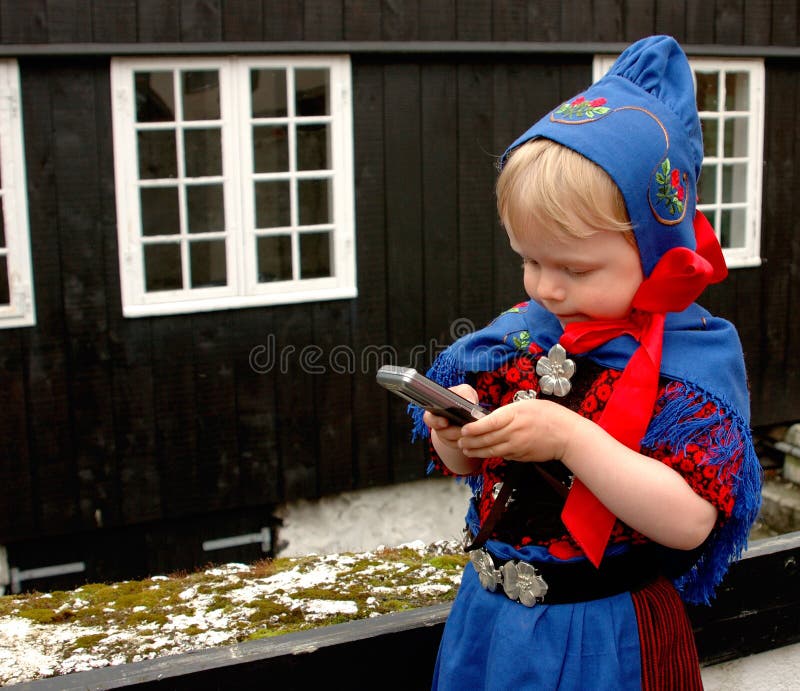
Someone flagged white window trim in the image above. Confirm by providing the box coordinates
[593,55,764,269]
[111,56,356,318]
[0,60,35,328]
[692,57,764,269]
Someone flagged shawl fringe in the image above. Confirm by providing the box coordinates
[643,380,762,605]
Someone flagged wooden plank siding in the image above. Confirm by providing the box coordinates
[0,0,797,581]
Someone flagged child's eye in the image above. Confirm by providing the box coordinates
[565,267,590,277]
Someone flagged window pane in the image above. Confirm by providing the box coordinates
[257,235,292,282]
[298,178,331,225]
[187,184,224,234]
[184,128,222,177]
[720,208,746,248]
[723,118,749,157]
[701,118,718,157]
[140,187,180,236]
[297,124,330,170]
[300,231,331,278]
[190,239,227,287]
[698,165,717,205]
[722,163,747,203]
[181,71,220,120]
[135,71,175,122]
[295,68,329,116]
[725,72,749,111]
[0,256,8,305]
[252,125,288,173]
[251,69,287,118]
[144,243,182,291]
[255,180,290,228]
[138,130,177,179]
[695,72,718,112]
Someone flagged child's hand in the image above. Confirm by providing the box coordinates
[458,398,575,463]
[458,396,720,550]
[423,384,480,450]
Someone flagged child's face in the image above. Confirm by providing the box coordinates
[508,222,644,327]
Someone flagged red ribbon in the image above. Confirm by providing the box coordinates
[557,212,727,567]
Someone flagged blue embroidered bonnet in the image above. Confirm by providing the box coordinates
[501,35,702,278]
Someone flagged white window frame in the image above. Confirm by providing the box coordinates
[111,56,356,318]
[0,60,35,328]
[594,55,764,269]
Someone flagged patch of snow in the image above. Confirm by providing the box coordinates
[242,562,340,595]
[205,564,251,576]
[303,599,358,620]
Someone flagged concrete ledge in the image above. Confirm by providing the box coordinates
[760,478,800,534]
[15,531,800,690]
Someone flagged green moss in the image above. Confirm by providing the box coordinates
[245,627,286,641]
[17,608,68,624]
[344,557,382,573]
[69,633,107,652]
[206,595,233,612]
[374,598,412,614]
[126,609,169,627]
[377,546,424,567]
[288,586,356,601]
[0,590,74,619]
[197,582,239,596]
[245,599,293,620]
[427,554,468,571]
[180,624,206,637]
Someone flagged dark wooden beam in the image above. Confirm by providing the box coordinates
[2,41,800,59]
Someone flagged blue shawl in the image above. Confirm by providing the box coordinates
[411,300,762,605]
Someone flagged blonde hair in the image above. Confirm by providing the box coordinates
[497,138,634,243]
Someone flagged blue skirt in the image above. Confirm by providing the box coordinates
[433,563,642,690]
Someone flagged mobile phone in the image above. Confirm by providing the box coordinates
[376,365,488,425]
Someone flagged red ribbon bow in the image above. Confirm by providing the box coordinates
[557,212,727,567]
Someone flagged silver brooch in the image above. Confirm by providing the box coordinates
[502,561,549,606]
[512,389,537,402]
[536,344,576,397]
[470,549,500,592]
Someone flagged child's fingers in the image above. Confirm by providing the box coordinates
[449,383,479,403]
[423,410,451,430]
[461,405,515,436]
[459,440,510,459]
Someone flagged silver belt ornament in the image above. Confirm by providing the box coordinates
[469,548,549,607]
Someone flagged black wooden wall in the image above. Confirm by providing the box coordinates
[0,0,798,582]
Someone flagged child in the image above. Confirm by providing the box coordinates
[411,36,762,690]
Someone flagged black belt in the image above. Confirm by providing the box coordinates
[468,538,661,605]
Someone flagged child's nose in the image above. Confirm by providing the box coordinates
[536,270,566,301]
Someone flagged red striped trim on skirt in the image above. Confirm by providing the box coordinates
[631,577,703,690]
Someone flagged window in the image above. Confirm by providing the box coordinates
[111,56,356,317]
[0,60,35,328]
[692,59,764,267]
[594,56,764,268]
